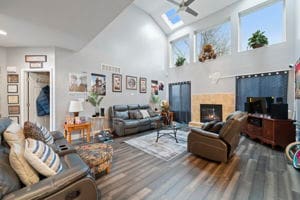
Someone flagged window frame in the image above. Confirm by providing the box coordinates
[194,18,232,63]
[170,34,191,68]
[238,0,286,52]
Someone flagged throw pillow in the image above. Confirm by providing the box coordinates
[128,110,143,119]
[0,149,21,199]
[24,138,63,177]
[140,109,150,118]
[147,109,158,117]
[3,122,25,147]
[23,121,54,145]
[208,122,225,134]
[9,143,40,186]
[202,120,218,131]
[115,111,129,120]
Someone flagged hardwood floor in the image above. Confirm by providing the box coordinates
[96,133,300,200]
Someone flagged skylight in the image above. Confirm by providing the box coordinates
[161,8,184,30]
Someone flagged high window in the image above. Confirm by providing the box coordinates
[196,21,231,60]
[239,0,284,51]
[162,8,184,30]
[171,36,190,66]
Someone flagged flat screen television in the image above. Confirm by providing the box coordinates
[245,97,274,114]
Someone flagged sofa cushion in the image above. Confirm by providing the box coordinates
[128,104,139,110]
[138,118,151,126]
[0,118,12,141]
[0,148,21,199]
[115,111,129,120]
[123,120,139,128]
[9,143,40,186]
[3,122,25,147]
[23,121,54,145]
[128,110,143,119]
[24,138,63,177]
[208,122,225,134]
[140,109,150,118]
[113,105,128,111]
[147,109,158,117]
[139,104,150,109]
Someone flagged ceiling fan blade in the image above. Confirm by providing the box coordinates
[185,0,196,6]
[166,0,180,6]
[185,7,198,17]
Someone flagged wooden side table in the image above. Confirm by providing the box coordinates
[64,122,91,144]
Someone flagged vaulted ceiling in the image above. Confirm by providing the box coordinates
[134,0,240,35]
[0,0,133,50]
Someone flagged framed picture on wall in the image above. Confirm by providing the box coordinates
[8,116,19,124]
[7,74,19,83]
[68,73,87,93]
[91,73,106,96]
[30,62,43,69]
[112,74,122,92]
[7,84,18,93]
[139,77,147,93]
[25,55,47,62]
[8,105,20,115]
[7,95,19,104]
[151,80,159,95]
[296,62,300,99]
[126,76,137,90]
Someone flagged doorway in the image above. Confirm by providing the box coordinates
[169,81,191,124]
[21,69,54,131]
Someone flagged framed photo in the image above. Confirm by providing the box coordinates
[8,116,19,124]
[30,62,43,68]
[7,84,18,93]
[151,80,159,95]
[25,55,47,62]
[8,105,20,115]
[112,74,122,92]
[126,76,137,90]
[139,77,147,93]
[69,73,87,93]
[296,62,300,99]
[7,74,19,83]
[159,81,164,91]
[91,73,106,95]
[7,95,19,104]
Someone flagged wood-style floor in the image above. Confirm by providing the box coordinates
[96,134,300,200]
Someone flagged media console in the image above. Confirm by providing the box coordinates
[242,114,295,148]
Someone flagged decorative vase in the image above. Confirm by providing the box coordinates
[95,107,100,117]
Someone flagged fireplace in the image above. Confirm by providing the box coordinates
[200,104,223,122]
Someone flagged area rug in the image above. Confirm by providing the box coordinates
[124,130,189,161]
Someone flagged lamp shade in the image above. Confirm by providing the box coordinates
[69,100,83,113]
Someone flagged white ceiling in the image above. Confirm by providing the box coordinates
[134,0,240,35]
[0,0,133,50]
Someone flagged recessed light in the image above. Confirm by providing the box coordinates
[0,30,7,36]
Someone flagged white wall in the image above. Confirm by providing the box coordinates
[0,47,7,117]
[167,0,296,113]
[54,5,168,131]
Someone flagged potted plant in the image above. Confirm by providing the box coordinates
[175,56,186,67]
[87,91,104,116]
[150,94,161,111]
[248,30,269,49]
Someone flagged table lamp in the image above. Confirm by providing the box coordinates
[69,100,83,117]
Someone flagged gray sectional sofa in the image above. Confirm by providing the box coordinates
[109,104,160,136]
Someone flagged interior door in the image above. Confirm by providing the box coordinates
[27,72,50,129]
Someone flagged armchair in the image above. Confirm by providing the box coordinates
[187,111,247,162]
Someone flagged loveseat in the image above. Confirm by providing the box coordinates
[109,104,160,136]
[0,119,100,200]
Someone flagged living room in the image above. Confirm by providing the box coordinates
[0,0,300,199]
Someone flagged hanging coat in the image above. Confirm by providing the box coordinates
[36,85,50,116]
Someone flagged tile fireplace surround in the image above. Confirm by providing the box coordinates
[190,93,235,126]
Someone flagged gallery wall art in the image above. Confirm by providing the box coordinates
[112,74,122,92]
[126,76,137,90]
[91,73,106,96]
[69,73,87,93]
[139,77,147,93]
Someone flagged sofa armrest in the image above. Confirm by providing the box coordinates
[4,154,91,200]
[50,130,65,140]
[190,128,220,139]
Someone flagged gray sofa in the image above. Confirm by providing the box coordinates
[0,125,100,200]
[110,104,160,136]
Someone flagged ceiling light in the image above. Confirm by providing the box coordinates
[0,30,7,36]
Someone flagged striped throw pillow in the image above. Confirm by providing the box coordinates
[23,121,54,145]
[36,122,54,145]
[24,138,63,177]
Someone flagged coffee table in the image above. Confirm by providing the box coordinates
[156,121,183,143]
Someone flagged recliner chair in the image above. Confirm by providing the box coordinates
[187,111,248,162]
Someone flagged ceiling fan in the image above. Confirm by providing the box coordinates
[166,0,198,17]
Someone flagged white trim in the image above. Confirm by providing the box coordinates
[21,68,55,131]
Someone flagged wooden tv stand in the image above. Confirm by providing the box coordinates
[242,114,295,148]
